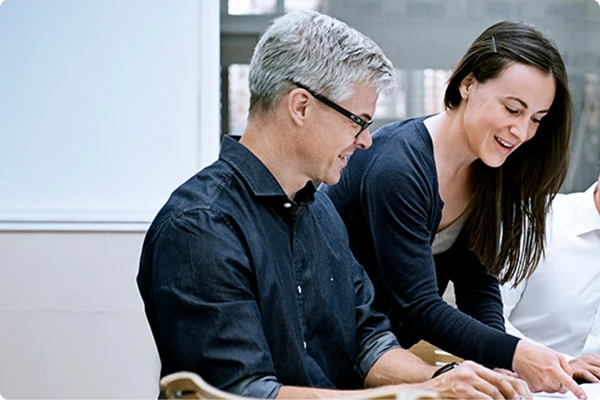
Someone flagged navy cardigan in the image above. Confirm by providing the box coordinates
[322,116,520,370]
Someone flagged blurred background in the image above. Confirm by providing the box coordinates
[223,0,600,192]
[0,0,598,398]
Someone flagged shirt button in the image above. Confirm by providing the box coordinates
[283,202,292,208]
[297,285,302,294]
[303,341,307,349]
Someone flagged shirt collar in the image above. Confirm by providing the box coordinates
[218,136,316,202]
[575,182,600,236]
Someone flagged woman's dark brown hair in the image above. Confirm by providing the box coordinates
[444,21,572,286]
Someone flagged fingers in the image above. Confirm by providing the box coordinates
[470,377,504,400]
[508,376,532,400]
[439,361,531,400]
[513,341,585,398]
[559,353,575,376]
[494,367,520,378]
[581,353,600,367]
[572,360,600,383]
[574,368,600,384]
[555,372,586,400]
[477,365,531,400]
[555,354,586,398]
[484,376,531,400]
[532,360,585,399]
[571,354,600,383]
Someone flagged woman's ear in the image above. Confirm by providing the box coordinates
[459,72,476,100]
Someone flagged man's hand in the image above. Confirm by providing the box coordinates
[418,361,531,399]
[494,367,519,378]
[512,340,586,399]
[570,353,600,384]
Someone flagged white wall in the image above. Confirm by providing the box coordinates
[0,232,155,399]
[0,0,220,398]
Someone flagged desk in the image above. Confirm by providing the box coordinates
[534,383,600,400]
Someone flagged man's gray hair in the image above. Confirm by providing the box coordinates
[248,10,396,116]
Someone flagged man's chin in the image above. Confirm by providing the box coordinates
[321,174,341,187]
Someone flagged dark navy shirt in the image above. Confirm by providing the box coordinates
[322,116,519,370]
[137,136,399,398]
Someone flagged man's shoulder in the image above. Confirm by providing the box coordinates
[548,184,600,240]
[148,161,247,236]
[549,190,587,225]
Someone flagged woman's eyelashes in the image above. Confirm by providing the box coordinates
[504,105,543,125]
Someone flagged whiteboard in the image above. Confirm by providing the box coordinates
[0,0,220,230]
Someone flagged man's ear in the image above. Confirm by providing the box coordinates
[287,88,310,127]
[459,72,476,100]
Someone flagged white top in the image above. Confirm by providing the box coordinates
[432,212,468,255]
[501,183,600,358]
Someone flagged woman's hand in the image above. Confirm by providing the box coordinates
[512,340,586,399]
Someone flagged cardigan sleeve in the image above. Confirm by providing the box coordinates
[436,239,505,332]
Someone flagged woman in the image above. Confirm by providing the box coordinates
[323,21,581,395]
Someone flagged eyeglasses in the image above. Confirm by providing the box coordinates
[288,80,373,138]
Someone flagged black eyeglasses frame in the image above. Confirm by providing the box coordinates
[288,79,373,138]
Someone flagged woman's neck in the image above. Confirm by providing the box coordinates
[424,111,475,231]
[424,111,476,185]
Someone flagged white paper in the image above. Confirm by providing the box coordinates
[534,384,600,400]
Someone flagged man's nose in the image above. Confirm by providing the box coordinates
[355,128,372,150]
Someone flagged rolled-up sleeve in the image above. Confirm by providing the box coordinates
[352,259,401,380]
[224,374,281,399]
[356,331,400,380]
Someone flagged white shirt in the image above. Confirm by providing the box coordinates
[501,183,600,358]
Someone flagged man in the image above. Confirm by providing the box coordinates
[502,172,600,384]
[138,10,530,399]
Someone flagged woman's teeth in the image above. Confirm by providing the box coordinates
[495,136,514,148]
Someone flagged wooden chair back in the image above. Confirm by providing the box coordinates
[159,371,439,400]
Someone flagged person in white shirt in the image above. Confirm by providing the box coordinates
[502,172,600,384]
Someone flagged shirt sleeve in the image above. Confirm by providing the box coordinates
[361,157,519,370]
[318,192,402,382]
[150,209,282,399]
[500,278,574,362]
[351,257,401,380]
[500,277,528,339]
